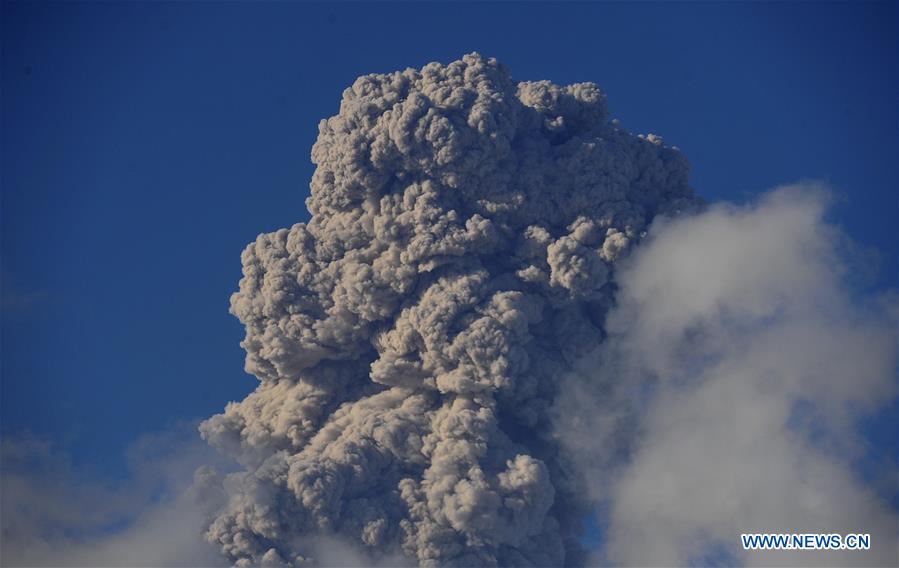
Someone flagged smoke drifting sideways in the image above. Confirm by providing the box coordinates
[198,53,698,567]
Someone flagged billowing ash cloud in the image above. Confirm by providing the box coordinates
[199,53,697,567]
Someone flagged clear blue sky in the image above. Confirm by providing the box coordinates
[2,1,896,481]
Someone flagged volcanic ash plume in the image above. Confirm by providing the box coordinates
[199,53,697,567]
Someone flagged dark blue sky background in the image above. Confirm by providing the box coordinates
[2,1,896,484]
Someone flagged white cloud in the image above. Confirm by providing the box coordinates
[0,424,229,567]
[554,184,898,566]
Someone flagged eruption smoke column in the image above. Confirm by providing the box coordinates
[200,53,698,567]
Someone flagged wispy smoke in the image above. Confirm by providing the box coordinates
[554,185,898,566]
[0,425,228,567]
[198,53,697,567]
